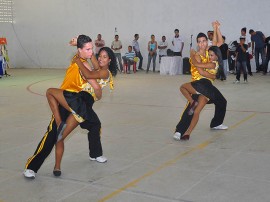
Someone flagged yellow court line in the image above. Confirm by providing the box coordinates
[98,113,257,202]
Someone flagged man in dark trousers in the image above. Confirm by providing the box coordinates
[249,29,266,72]
[174,25,228,141]
[24,35,107,179]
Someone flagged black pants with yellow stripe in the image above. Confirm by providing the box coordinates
[175,83,227,135]
[25,106,103,173]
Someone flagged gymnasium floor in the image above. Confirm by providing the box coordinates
[0,68,270,202]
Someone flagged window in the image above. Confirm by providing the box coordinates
[0,0,13,23]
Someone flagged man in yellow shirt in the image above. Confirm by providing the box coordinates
[24,35,106,179]
[174,27,228,141]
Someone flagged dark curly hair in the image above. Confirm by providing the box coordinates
[208,46,223,70]
[98,47,118,77]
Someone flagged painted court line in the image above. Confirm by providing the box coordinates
[98,113,257,202]
[26,77,61,97]
[27,79,270,114]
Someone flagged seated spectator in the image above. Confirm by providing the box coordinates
[122,46,136,74]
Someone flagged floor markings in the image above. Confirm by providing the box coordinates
[98,113,257,202]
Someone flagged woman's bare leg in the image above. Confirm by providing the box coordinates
[46,88,71,127]
[54,114,79,171]
[182,95,208,139]
[180,82,198,103]
[180,83,200,115]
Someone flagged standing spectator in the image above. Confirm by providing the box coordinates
[241,27,252,76]
[132,34,144,70]
[122,46,136,74]
[146,34,158,73]
[234,37,248,83]
[95,34,105,58]
[172,29,184,56]
[249,29,266,72]
[263,36,270,75]
[219,35,229,80]
[207,30,214,47]
[111,34,123,72]
[228,40,238,74]
[0,47,3,78]
[158,36,168,63]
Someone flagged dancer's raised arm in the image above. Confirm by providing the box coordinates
[212,21,223,47]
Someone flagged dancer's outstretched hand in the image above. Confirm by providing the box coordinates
[69,37,77,46]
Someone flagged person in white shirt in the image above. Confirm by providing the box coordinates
[207,30,213,47]
[95,34,105,58]
[132,34,144,70]
[111,34,123,72]
[172,29,184,56]
[158,36,168,63]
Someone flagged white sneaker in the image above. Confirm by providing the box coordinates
[244,80,248,83]
[234,80,240,84]
[173,132,181,141]
[211,124,228,130]
[23,169,35,179]
[89,156,107,163]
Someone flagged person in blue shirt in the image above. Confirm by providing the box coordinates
[146,34,158,73]
[249,29,266,72]
[122,46,136,73]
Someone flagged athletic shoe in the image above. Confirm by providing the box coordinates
[234,80,240,84]
[244,80,248,83]
[173,132,181,141]
[211,124,228,130]
[23,169,35,179]
[89,156,107,163]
